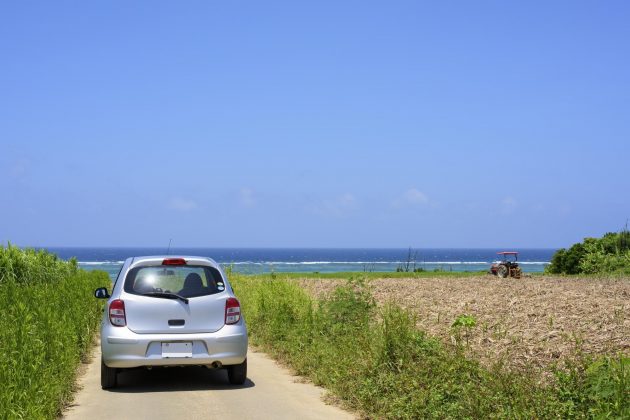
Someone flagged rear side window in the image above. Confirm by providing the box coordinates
[124,265,225,298]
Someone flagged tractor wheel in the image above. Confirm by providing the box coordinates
[497,265,509,278]
[512,267,522,279]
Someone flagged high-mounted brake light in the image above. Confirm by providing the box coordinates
[225,298,241,325]
[109,299,126,327]
[162,258,186,266]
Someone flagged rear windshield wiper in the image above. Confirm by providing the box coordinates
[141,291,189,304]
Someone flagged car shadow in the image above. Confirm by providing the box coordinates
[108,366,255,393]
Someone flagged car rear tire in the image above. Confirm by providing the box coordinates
[497,265,509,278]
[101,358,118,389]
[227,358,247,385]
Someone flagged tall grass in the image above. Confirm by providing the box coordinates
[231,274,628,419]
[0,245,106,419]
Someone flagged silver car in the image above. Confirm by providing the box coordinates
[94,256,248,389]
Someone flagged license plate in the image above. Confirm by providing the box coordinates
[161,342,192,358]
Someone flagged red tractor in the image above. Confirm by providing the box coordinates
[490,252,522,279]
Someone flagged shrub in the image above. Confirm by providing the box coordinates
[546,228,630,275]
[547,243,586,275]
[579,239,630,275]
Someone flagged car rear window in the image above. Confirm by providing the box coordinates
[124,265,225,298]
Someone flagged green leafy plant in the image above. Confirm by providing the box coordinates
[451,314,477,347]
[452,313,477,329]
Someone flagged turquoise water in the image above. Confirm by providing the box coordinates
[43,247,554,280]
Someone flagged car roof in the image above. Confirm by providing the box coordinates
[497,251,518,255]
[128,255,221,269]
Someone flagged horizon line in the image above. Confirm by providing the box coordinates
[9,244,560,250]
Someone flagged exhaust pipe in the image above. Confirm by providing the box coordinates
[209,361,222,369]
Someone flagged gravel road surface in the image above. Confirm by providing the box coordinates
[64,345,353,420]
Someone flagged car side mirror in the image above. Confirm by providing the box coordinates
[94,287,110,299]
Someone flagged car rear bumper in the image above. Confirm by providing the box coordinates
[101,322,248,369]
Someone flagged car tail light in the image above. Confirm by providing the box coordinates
[225,298,241,325]
[109,299,126,327]
[162,258,186,265]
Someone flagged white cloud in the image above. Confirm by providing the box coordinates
[309,193,358,217]
[6,158,29,181]
[338,193,357,207]
[392,188,430,208]
[239,188,256,207]
[500,196,518,214]
[169,197,198,212]
[404,188,429,205]
[557,204,572,216]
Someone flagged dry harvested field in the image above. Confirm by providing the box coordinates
[299,275,629,370]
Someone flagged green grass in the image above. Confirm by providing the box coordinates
[0,245,107,419]
[231,274,628,419]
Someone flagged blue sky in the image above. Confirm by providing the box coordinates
[1,1,629,248]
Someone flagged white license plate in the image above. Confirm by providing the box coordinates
[161,342,193,358]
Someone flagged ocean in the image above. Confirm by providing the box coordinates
[43,247,555,280]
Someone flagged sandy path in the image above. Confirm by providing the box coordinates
[64,344,354,420]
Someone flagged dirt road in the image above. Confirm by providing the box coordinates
[64,345,353,420]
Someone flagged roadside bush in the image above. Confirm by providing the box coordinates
[579,239,630,275]
[546,229,630,275]
[547,243,586,275]
[231,274,629,418]
[0,245,106,419]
